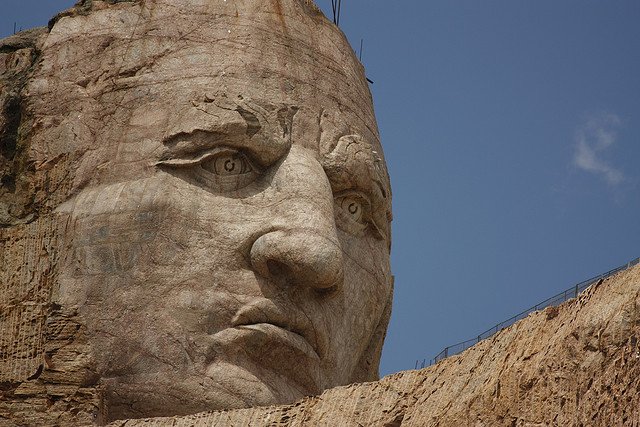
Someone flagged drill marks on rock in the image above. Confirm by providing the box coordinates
[0,215,63,382]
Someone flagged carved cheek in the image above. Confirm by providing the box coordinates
[322,236,391,372]
[71,210,161,276]
[341,232,390,279]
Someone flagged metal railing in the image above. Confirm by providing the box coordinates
[415,257,640,369]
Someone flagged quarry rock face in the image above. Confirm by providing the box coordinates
[107,263,640,427]
[1,0,393,424]
[2,1,639,426]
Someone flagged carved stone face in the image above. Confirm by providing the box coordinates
[39,0,392,420]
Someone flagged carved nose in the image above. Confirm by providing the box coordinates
[250,230,344,290]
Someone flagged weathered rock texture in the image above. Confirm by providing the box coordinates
[2,1,638,426]
[2,0,393,424]
[1,26,101,426]
[107,263,640,427]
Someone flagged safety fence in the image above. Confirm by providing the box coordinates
[415,256,640,369]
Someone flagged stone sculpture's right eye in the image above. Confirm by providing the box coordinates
[201,151,253,176]
[157,148,260,193]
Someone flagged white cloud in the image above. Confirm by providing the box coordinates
[573,113,624,185]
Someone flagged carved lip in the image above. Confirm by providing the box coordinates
[231,300,325,360]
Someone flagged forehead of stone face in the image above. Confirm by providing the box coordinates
[28,0,388,196]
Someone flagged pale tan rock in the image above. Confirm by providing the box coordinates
[2,1,638,426]
[107,263,640,427]
[1,0,392,424]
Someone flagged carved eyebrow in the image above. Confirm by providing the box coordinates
[321,135,390,202]
[163,129,231,150]
[160,128,289,168]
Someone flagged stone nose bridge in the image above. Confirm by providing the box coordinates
[249,146,343,290]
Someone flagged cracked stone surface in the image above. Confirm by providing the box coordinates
[1,0,392,424]
[106,264,640,427]
[2,1,639,426]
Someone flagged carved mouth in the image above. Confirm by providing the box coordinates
[231,300,324,360]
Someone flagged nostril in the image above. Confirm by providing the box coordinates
[266,259,340,296]
[266,260,291,278]
[314,283,340,297]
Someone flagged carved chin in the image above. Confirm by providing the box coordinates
[100,362,311,421]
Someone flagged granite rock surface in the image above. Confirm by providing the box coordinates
[2,1,639,426]
[2,0,393,423]
[108,263,640,426]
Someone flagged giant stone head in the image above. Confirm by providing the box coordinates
[0,0,392,422]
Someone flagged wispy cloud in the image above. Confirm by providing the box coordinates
[573,113,623,185]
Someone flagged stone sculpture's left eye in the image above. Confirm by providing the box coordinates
[339,195,365,224]
[157,148,259,193]
[334,191,383,239]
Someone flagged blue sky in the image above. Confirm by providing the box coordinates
[2,1,639,377]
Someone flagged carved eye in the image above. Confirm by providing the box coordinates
[157,148,259,193]
[334,191,376,238]
[202,152,253,176]
[340,196,364,224]
[334,191,385,239]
